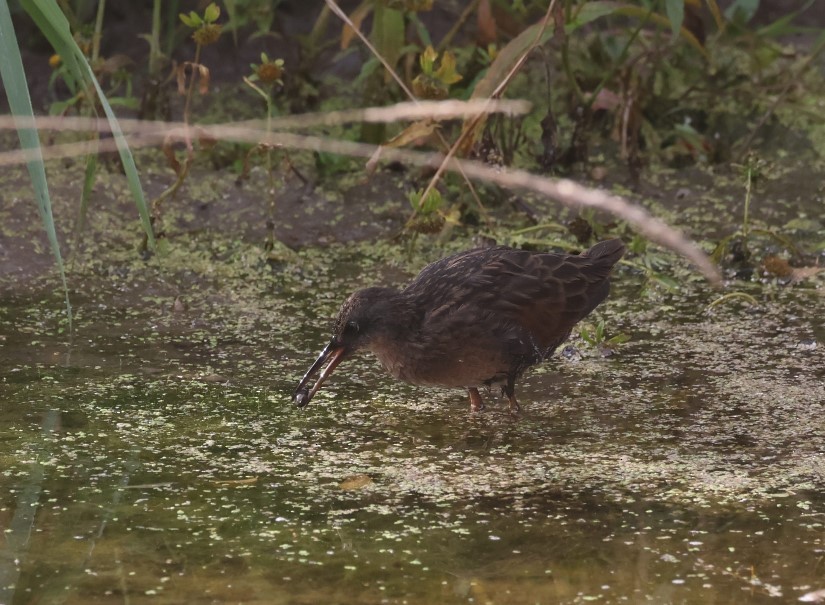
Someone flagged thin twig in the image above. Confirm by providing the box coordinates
[0,99,531,136]
[325,0,491,225]
[325,0,415,99]
[0,122,721,284]
[417,0,558,216]
[437,0,481,53]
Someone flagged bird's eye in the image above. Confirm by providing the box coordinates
[345,320,359,334]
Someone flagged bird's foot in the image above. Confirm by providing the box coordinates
[507,394,521,415]
[468,388,485,413]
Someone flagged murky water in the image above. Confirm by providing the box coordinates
[2,245,824,604]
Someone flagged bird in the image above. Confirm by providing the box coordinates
[293,238,625,413]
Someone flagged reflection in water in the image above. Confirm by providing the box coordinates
[0,409,58,605]
[1,258,824,603]
[0,364,823,604]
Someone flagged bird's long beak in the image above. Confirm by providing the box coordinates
[293,341,347,407]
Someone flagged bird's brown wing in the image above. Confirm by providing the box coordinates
[475,251,602,353]
[406,243,622,358]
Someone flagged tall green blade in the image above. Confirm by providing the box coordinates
[665,0,684,37]
[21,0,156,249]
[0,0,72,330]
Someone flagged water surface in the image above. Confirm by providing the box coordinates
[1,247,824,604]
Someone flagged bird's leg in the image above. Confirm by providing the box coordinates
[468,387,485,412]
[503,376,521,414]
[507,392,521,414]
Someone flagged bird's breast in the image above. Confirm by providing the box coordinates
[368,333,513,389]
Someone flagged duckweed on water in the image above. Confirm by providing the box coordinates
[2,144,825,601]
[2,228,825,603]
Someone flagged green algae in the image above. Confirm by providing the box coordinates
[2,118,825,603]
[2,211,825,603]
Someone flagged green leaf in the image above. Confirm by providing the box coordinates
[204,2,221,23]
[434,51,462,85]
[180,12,201,27]
[353,57,381,87]
[75,142,99,250]
[408,13,432,48]
[470,16,555,100]
[0,1,72,329]
[756,0,816,38]
[664,0,684,37]
[724,0,760,24]
[48,95,82,115]
[408,189,442,214]
[566,1,622,32]
[21,0,155,250]
[419,45,437,74]
[371,4,405,83]
[105,96,141,110]
[651,272,679,292]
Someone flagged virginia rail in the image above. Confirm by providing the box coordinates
[293,239,625,413]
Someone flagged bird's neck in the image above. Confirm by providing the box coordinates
[366,292,422,381]
[370,290,419,341]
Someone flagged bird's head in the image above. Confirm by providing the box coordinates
[292,287,398,407]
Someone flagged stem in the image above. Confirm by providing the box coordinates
[147,37,201,246]
[414,0,557,221]
[182,43,202,139]
[265,94,276,246]
[149,0,161,76]
[437,0,480,52]
[707,291,759,310]
[560,0,583,102]
[743,163,752,245]
[150,159,191,226]
[164,0,179,57]
[91,0,106,63]
[242,76,278,246]
[510,222,565,236]
[325,0,489,226]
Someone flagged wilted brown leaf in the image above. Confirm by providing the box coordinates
[763,255,822,283]
[477,0,497,45]
[341,0,372,49]
[384,119,438,149]
[339,474,373,490]
[791,266,823,283]
[162,134,182,175]
[763,255,793,277]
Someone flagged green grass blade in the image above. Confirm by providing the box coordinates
[665,0,685,37]
[0,0,72,331]
[21,0,156,249]
[73,140,99,260]
[88,74,156,249]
